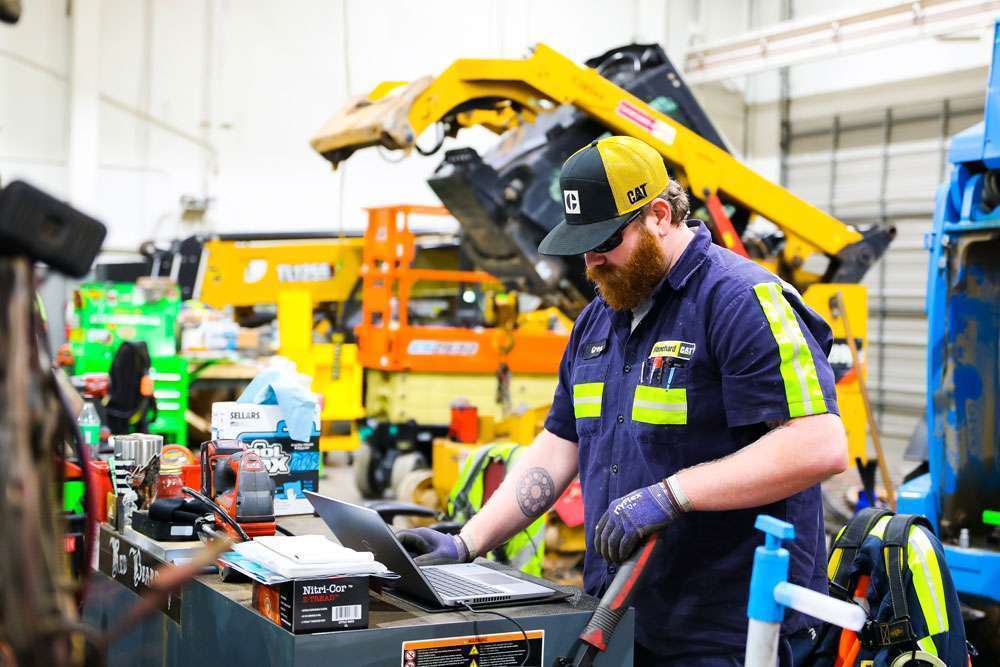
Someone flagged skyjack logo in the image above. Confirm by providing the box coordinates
[277,263,332,283]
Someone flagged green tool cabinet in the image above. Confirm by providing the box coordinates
[69,282,188,444]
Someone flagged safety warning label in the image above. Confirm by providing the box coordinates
[615,99,677,146]
[401,630,544,667]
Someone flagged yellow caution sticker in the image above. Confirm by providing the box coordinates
[401,629,543,666]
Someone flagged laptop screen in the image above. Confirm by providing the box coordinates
[305,491,439,603]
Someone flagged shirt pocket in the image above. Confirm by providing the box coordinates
[631,366,689,444]
[571,362,608,438]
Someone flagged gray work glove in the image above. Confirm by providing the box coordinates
[594,481,681,563]
[397,527,472,566]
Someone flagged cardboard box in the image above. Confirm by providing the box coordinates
[211,402,322,515]
[252,576,369,634]
[211,402,321,440]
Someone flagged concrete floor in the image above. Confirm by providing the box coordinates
[317,452,362,504]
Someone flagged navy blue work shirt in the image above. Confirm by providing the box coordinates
[544,221,840,659]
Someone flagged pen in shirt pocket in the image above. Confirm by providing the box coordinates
[650,355,663,385]
[664,365,676,389]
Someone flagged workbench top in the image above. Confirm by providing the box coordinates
[202,515,590,627]
[85,517,634,666]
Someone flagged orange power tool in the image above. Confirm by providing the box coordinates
[213,450,276,539]
[199,440,276,539]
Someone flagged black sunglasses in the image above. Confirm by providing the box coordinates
[588,210,643,254]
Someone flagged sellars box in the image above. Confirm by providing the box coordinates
[211,402,321,515]
[253,576,369,634]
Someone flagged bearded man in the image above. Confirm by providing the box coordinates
[399,136,848,666]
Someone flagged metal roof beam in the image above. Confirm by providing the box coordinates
[684,0,1000,84]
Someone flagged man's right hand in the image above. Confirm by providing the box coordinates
[396,527,471,566]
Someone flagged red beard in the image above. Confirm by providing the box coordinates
[585,224,668,311]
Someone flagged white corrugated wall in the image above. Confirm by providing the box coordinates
[784,95,984,455]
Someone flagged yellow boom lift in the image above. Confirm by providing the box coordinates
[311,43,894,466]
[195,234,366,451]
[190,230,491,457]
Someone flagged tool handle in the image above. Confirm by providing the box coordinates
[579,532,661,653]
[830,291,896,508]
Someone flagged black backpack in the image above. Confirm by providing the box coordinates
[105,341,157,434]
[805,508,970,667]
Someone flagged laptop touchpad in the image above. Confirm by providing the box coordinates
[466,573,521,587]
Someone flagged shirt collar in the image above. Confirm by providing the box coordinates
[664,220,711,292]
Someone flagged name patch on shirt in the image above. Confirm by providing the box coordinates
[649,340,695,362]
[581,339,607,360]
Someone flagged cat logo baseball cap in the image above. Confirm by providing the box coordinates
[538,135,668,256]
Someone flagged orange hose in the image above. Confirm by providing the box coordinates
[835,575,871,666]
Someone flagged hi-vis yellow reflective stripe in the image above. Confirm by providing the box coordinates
[828,516,892,579]
[752,282,827,418]
[573,382,604,418]
[880,534,946,657]
[826,525,849,579]
[869,516,892,539]
[917,637,938,655]
[632,385,687,425]
[907,526,949,639]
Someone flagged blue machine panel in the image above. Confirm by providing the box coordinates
[907,19,1000,604]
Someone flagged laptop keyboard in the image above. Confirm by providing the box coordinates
[422,567,504,599]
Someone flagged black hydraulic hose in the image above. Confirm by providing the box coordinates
[181,486,250,542]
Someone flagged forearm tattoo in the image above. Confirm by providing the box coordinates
[516,467,555,518]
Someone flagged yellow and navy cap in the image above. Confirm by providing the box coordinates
[538,135,668,256]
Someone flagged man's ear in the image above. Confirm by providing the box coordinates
[651,198,672,234]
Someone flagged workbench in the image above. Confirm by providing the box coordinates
[82,517,634,666]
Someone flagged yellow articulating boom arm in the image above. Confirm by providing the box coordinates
[311,43,860,263]
[197,237,365,309]
[312,43,887,465]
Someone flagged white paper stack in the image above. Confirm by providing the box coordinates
[231,535,389,579]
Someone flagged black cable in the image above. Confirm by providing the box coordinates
[181,486,251,542]
[461,602,531,667]
[414,122,446,156]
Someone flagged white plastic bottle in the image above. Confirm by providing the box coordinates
[78,399,101,458]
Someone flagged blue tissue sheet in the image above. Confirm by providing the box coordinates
[238,369,317,442]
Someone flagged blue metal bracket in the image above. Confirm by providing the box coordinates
[922,18,1000,605]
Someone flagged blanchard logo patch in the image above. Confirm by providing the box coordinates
[581,339,607,360]
[564,189,580,214]
[649,340,695,361]
[626,182,648,205]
